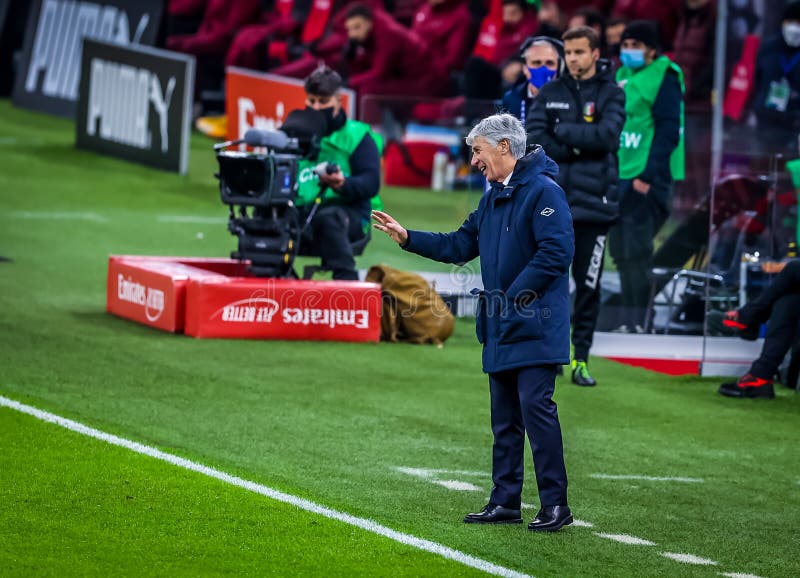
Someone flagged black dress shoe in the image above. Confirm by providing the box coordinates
[464,503,522,524]
[527,505,573,532]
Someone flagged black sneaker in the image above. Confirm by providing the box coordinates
[708,309,760,340]
[571,360,597,387]
[718,373,775,399]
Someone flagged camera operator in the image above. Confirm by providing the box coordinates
[296,66,383,281]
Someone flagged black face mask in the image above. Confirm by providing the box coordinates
[319,107,336,133]
[311,106,345,136]
[608,43,621,57]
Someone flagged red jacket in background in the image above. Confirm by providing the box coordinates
[168,0,207,17]
[557,0,614,19]
[491,12,538,66]
[166,0,261,56]
[269,0,385,79]
[613,0,683,51]
[671,0,716,105]
[412,0,473,74]
[394,0,427,25]
[348,10,435,97]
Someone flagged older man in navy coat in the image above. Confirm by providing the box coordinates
[373,113,575,532]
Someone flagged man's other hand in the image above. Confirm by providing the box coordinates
[372,210,408,245]
[319,170,346,190]
[762,261,788,274]
[632,178,651,194]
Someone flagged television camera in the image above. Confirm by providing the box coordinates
[214,108,338,277]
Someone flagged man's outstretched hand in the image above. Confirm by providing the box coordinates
[371,210,408,245]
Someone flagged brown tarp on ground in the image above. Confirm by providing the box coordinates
[366,264,455,345]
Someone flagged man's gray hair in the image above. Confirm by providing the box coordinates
[465,113,527,159]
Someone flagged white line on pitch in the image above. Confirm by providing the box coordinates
[12,211,108,222]
[0,396,533,578]
[595,533,656,546]
[590,474,705,483]
[157,216,227,224]
[720,573,765,578]
[660,552,718,565]
[570,519,594,528]
[434,480,484,491]
[394,467,491,478]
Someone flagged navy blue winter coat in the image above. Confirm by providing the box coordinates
[403,147,574,373]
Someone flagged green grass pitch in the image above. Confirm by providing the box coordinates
[0,100,798,577]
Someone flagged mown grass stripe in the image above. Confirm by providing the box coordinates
[0,394,533,578]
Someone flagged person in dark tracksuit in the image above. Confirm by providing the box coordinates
[715,259,800,399]
[372,114,575,532]
[526,26,626,387]
[609,20,685,332]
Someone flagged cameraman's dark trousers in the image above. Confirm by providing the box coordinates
[572,222,610,361]
[488,365,568,508]
[310,204,365,280]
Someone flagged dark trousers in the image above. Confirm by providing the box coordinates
[488,365,568,508]
[609,179,671,328]
[308,205,365,280]
[739,260,800,379]
[572,222,610,360]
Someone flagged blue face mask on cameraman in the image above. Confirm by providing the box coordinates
[528,66,556,89]
[620,48,646,69]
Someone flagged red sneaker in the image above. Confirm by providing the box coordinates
[718,373,775,399]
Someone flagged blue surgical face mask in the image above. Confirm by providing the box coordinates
[620,48,646,69]
[527,66,556,89]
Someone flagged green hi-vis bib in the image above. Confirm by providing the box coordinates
[616,55,685,181]
[296,119,384,215]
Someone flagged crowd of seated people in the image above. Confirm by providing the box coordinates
[161,0,730,113]
[162,0,799,157]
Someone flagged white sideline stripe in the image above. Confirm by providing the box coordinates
[0,396,533,578]
[13,211,107,222]
[590,474,705,483]
[434,480,483,492]
[660,552,718,565]
[720,573,765,578]
[595,533,656,546]
[571,519,594,528]
[394,467,491,478]
[157,216,227,224]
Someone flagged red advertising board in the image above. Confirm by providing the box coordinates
[225,67,355,141]
[107,257,189,332]
[106,255,381,342]
[184,277,381,342]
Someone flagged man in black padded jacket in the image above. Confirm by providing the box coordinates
[526,25,625,387]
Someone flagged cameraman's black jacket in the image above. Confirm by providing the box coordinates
[526,59,625,225]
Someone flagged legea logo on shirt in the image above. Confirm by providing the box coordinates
[540,207,555,216]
